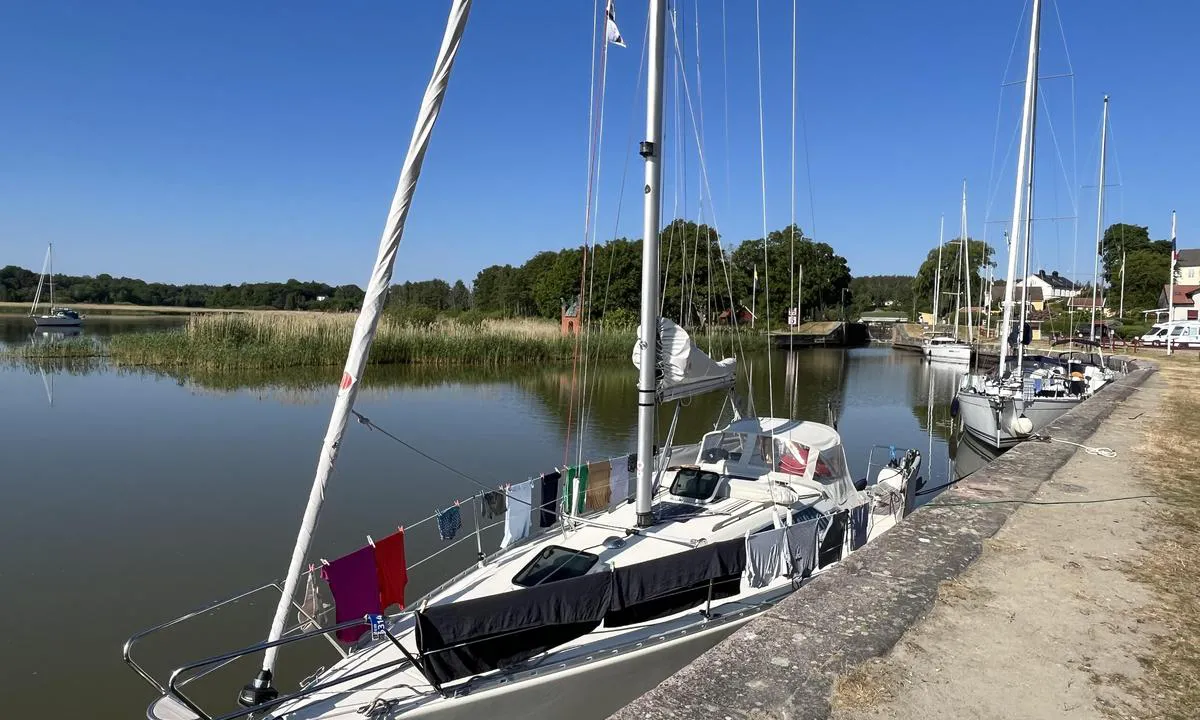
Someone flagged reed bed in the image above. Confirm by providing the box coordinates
[106,313,640,370]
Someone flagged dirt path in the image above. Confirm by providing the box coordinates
[832,372,1168,720]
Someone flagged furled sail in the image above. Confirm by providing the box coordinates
[632,318,736,402]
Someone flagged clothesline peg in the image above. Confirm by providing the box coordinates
[367,534,375,548]
[319,558,330,567]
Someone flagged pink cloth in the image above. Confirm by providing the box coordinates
[321,545,381,643]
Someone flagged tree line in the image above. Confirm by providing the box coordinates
[0,265,365,311]
[393,220,859,327]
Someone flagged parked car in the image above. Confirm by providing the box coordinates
[1140,321,1200,348]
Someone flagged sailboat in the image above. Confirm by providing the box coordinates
[124,4,921,720]
[28,243,83,327]
[954,0,1112,450]
[924,183,974,365]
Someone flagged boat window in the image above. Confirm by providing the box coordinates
[777,440,810,476]
[746,435,773,468]
[700,432,746,462]
[512,546,599,588]
[814,446,849,481]
[669,466,722,500]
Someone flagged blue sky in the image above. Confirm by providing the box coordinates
[1,1,1195,287]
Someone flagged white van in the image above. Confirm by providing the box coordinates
[1142,321,1200,348]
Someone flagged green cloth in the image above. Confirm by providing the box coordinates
[563,464,589,515]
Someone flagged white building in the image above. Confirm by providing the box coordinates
[1015,269,1082,299]
[1177,248,1200,284]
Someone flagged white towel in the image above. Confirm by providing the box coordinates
[608,456,631,510]
[500,480,532,549]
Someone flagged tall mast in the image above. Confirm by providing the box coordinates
[635,0,667,528]
[952,231,961,338]
[962,180,973,342]
[1090,95,1109,341]
[1017,83,1039,371]
[30,244,51,316]
[48,243,55,309]
[932,215,944,326]
[998,0,1041,373]
[242,0,474,707]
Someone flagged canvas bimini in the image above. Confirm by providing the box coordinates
[123,3,921,720]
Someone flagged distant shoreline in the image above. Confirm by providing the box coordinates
[0,301,256,317]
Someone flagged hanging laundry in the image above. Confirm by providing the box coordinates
[538,471,562,527]
[744,528,790,588]
[436,505,462,541]
[297,568,326,632]
[374,529,408,612]
[584,460,611,511]
[482,490,506,519]
[321,545,381,643]
[818,511,848,569]
[608,455,631,510]
[783,518,820,579]
[849,504,870,550]
[563,464,589,515]
[501,480,532,549]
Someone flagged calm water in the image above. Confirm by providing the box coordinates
[0,312,188,346]
[0,337,977,718]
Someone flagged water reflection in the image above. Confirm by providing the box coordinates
[0,312,188,347]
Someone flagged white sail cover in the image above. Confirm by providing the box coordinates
[633,318,736,402]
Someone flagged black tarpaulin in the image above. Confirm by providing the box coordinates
[818,510,848,568]
[605,538,746,627]
[415,570,613,686]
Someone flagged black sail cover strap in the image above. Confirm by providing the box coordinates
[415,570,613,685]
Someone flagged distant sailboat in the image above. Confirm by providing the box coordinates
[29,243,82,327]
[925,183,973,365]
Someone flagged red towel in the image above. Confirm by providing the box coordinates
[374,530,408,612]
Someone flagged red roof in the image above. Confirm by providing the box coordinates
[1067,295,1104,308]
[1166,284,1200,304]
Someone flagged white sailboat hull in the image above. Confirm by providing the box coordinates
[391,612,751,720]
[956,390,1079,450]
[32,315,83,327]
[924,344,971,364]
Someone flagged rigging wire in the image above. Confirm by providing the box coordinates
[563,0,606,469]
[665,8,748,366]
[753,0,774,419]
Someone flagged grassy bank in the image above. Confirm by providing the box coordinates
[1131,356,1200,719]
[98,312,764,370]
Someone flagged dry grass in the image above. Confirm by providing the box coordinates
[831,659,899,711]
[1127,355,1200,720]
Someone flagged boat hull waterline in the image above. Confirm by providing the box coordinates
[32,315,83,327]
[955,391,1079,450]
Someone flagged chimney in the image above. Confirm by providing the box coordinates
[1038,269,1046,279]
[1052,270,1059,278]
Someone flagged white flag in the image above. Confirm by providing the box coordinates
[606,1,626,47]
